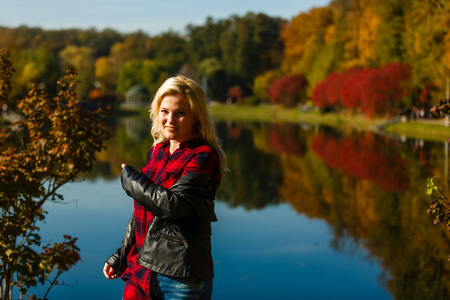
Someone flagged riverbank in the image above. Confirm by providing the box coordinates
[208,104,450,142]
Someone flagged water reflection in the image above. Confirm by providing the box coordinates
[215,121,450,299]
[79,116,450,299]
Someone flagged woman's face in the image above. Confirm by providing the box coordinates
[159,94,197,144]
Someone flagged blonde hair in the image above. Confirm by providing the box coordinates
[149,75,228,171]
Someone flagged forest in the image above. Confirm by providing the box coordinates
[1,0,449,117]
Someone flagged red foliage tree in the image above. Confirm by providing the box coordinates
[339,68,366,110]
[228,85,243,103]
[312,80,328,108]
[324,72,344,106]
[312,72,343,109]
[360,63,411,116]
[268,74,308,108]
[313,63,412,116]
[360,68,387,116]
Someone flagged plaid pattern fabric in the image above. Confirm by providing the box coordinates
[122,280,149,300]
[121,137,221,299]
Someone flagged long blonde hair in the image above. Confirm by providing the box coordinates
[149,75,228,171]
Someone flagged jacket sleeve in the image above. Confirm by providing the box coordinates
[121,166,193,220]
[120,166,217,221]
[105,213,135,275]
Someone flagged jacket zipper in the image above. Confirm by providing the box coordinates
[156,232,184,244]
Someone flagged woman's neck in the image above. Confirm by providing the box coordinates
[169,140,181,155]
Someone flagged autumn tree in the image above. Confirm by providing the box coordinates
[360,63,411,115]
[95,56,117,92]
[338,0,380,69]
[339,68,366,111]
[373,0,407,65]
[281,7,334,72]
[312,63,411,116]
[12,47,60,103]
[0,49,111,300]
[252,70,282,104]
[268,74,308,108]
[59,45,95,98]
[311,79,328,109]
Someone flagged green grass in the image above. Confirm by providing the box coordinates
[112,104,450,142]
[209,104,382,128]
[208,104,450,142]
[386,121,450,142]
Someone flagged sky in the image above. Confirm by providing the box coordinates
[0,0,331,35]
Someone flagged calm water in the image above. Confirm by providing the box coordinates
[29,116,450,300]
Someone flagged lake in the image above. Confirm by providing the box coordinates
[29,116,450,300]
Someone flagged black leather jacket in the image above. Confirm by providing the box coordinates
[105,166,218,279]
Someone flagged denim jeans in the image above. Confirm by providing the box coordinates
[149,272,213,300]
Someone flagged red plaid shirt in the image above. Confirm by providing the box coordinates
[121,137,221,299]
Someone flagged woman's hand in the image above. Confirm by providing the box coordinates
[103,263,118,280]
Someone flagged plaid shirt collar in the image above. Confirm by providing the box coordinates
[159,136,205,152]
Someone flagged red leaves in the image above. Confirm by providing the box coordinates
[312,63,412,116]
[268,74,308,108]
[311,132,410,192]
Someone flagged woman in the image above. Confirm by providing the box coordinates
[103,75,227,300]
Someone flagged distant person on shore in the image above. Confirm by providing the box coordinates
[103,75,227,300]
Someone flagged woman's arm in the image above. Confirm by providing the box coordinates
[121,167,218,221]
[120,166,193,220]
[103,213,135,277]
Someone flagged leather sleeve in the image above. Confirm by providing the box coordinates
[105,213,135,275]
[120,166,193,220]
[120,166,217,221]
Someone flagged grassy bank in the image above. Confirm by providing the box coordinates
[208,104,450,142]
[386,121,450,142]
[112,104,450,142]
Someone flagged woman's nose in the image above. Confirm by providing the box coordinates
[167,113,174,123]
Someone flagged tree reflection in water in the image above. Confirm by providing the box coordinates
[216,122,450,300]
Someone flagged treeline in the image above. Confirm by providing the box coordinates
[267,0,450,115]
[2,0,450,115]
[0,13,284,107]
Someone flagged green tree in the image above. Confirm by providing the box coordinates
[0,49,111,299]
[116,59,169,97]
[373,0,408,65]
[252,70,282,103]
[59,45,95,98]
[186,17,225,65]
[147,31,188,74]
[220,13,284,94]
[95,56,117,92]
[198,57,227,101]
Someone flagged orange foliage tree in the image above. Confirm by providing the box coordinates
[0,50,111,300]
